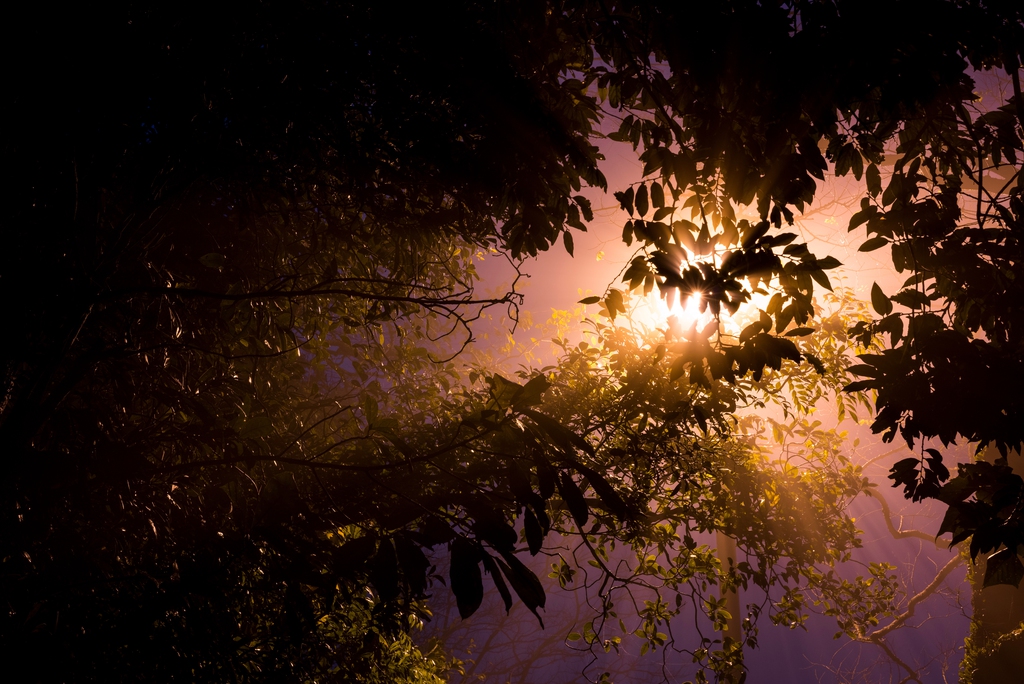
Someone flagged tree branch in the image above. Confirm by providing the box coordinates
[866,554,962,640]
[865,489,951,548]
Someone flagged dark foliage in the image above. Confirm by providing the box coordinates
[2,2,606,680]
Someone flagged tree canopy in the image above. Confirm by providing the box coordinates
[577,0,1024,588]
[3,1,1023,682]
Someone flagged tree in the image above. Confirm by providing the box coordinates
[4,1,1022,681]
[580,0,1024,586]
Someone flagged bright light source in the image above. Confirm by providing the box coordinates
[673,291,704,329]
[627,287,715,336]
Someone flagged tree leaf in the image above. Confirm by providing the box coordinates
[635,183,649,217]
[575,463,630,522]
[859,236,890,252]
[495,552,546,626]
[513,373,551,409]
[557,472,589,529]
[449,538,483,619]
[507,460,533,501]
[622,220,634,245]
[693,405,708,434]
[866,163,882,196]
[741,220,770,249]
[418,516,456,546]
[650,181,665,208]
[535,456,557,499]
[528,492,551,534]
[522,408,595,456]
[810,268,833,292]
[368,539,399,602]
[335,536,377,573]
[481,553,513,614]
[614,187,635,216]
[803,352,826,374]
[395,535,430,597]
[523,507,544,555]
[870,282,893,316]
[487,373,523,410]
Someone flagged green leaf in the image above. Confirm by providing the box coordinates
[936,504,964,539]
[575,195,594,222]
[378,429,415,458]
[535,457,557,499]
[418,517,456,546]
[528,493,550,534]
[936,476,977,505]
[848,204,878,231]
[335,536,377,573]
[507,461,533,501]
[741,220,770,249]
[488,373,521,403]
[669,355,688,381]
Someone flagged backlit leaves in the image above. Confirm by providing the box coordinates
[870,283,893,316]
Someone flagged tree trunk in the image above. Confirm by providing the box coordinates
[966,448,1024,682]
